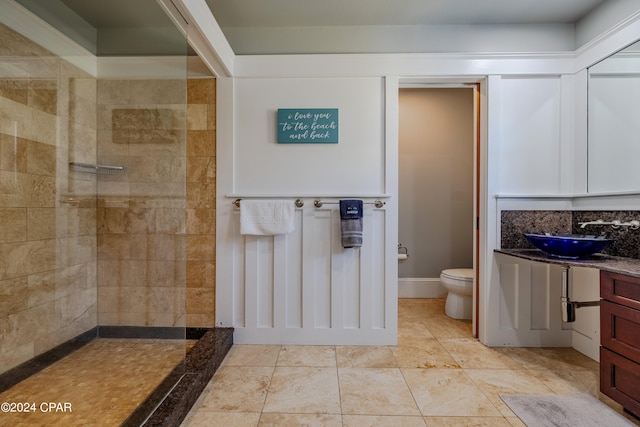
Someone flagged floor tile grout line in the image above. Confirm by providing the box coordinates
[332,345,347,425]
[255,345,280,425]
[397,365,428,423]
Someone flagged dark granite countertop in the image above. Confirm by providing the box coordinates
[495,249,640,279]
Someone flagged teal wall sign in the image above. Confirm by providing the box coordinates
[277,108,338,143]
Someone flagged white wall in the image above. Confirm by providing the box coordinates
[233,78,385,195]
[588,56,640,193]
[216,76,398,344]
[497,76,562,195]
[186,3,640,347]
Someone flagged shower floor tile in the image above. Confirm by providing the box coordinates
[0,338,191,426]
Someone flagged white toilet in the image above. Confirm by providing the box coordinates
[440,268,473,320]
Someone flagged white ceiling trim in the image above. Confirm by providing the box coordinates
[574,8,640,70]
[172,0,234,77]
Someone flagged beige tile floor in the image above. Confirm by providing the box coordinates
[182,298,640,427]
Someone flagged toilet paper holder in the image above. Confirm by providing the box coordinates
[398,243,409,259]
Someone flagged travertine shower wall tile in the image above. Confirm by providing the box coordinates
[127,130,186,156]
[27,79,57,115]
[92,77,215,330]
[0,23,98,374]
[26,207,55,240]
[125,156,186,183]
[0,171,31,207]
[187,79,215,104]
[130,182,185,199]
[185,261,215,289]
[1,97,58,145]
[0,242,29,282]
[130,79,185,105]
[26,270,57,308]
[26,140,56,176]
[0,78,28,104]
[186,183,214,209]
[28,239,58,274]
[69,122,98,163]
[187,104,208,130]
[27,175,56,207]
[130,233,183,261]
[187,130,215,156]
[186,235,215,261]
[186,288,215,315]
[59,208,97,237]
[0,276,29,317]
[57,235,96,267]
[97,79,132,105]
[0,134,28,172]
[156,208,187,234]
[184,78,216,327]
[0,208,26,242]
[187,156,215,183]
[186,208,214,235]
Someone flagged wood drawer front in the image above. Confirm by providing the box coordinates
[601,300,640,362]
[600,347,640,418]
[601,271,640,310]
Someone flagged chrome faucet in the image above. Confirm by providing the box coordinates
[579,219,640,230]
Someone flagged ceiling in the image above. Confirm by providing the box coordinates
[206,0,604,27]
[15,0,190,56]
[15,0,610,56]
[205,0,607,54]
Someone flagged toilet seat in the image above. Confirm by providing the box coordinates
[441,268,473,282]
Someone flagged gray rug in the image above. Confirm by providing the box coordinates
[501,392,636,427]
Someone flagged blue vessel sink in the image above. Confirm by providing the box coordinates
[524,233,614,259]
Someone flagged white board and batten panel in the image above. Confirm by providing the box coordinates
[228,201,393,345]
[493,254,600,360]
[496,76,563,195]
[218,76,397,345]
[493,253,572,347]
[569,267,600,361]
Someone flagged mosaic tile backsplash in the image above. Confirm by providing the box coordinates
[501,210,640,260]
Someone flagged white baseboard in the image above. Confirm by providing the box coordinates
[398,277,447,299]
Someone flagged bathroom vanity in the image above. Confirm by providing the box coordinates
[600,270,640,418]
[495,249,640,417]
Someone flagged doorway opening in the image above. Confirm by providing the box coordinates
[397,82,482,338]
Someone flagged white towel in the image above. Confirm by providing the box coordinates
[240,200,295,235]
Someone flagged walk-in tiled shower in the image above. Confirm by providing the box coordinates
[0,1,218,424]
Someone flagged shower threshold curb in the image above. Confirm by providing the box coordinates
[124,327,234,427]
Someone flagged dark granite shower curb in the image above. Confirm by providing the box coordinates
[125,327,234,427]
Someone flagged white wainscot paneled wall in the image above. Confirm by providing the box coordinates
[228,201,395,345]
[497,76,563,195]
[493,253,572,346]
[569,267,600,361]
